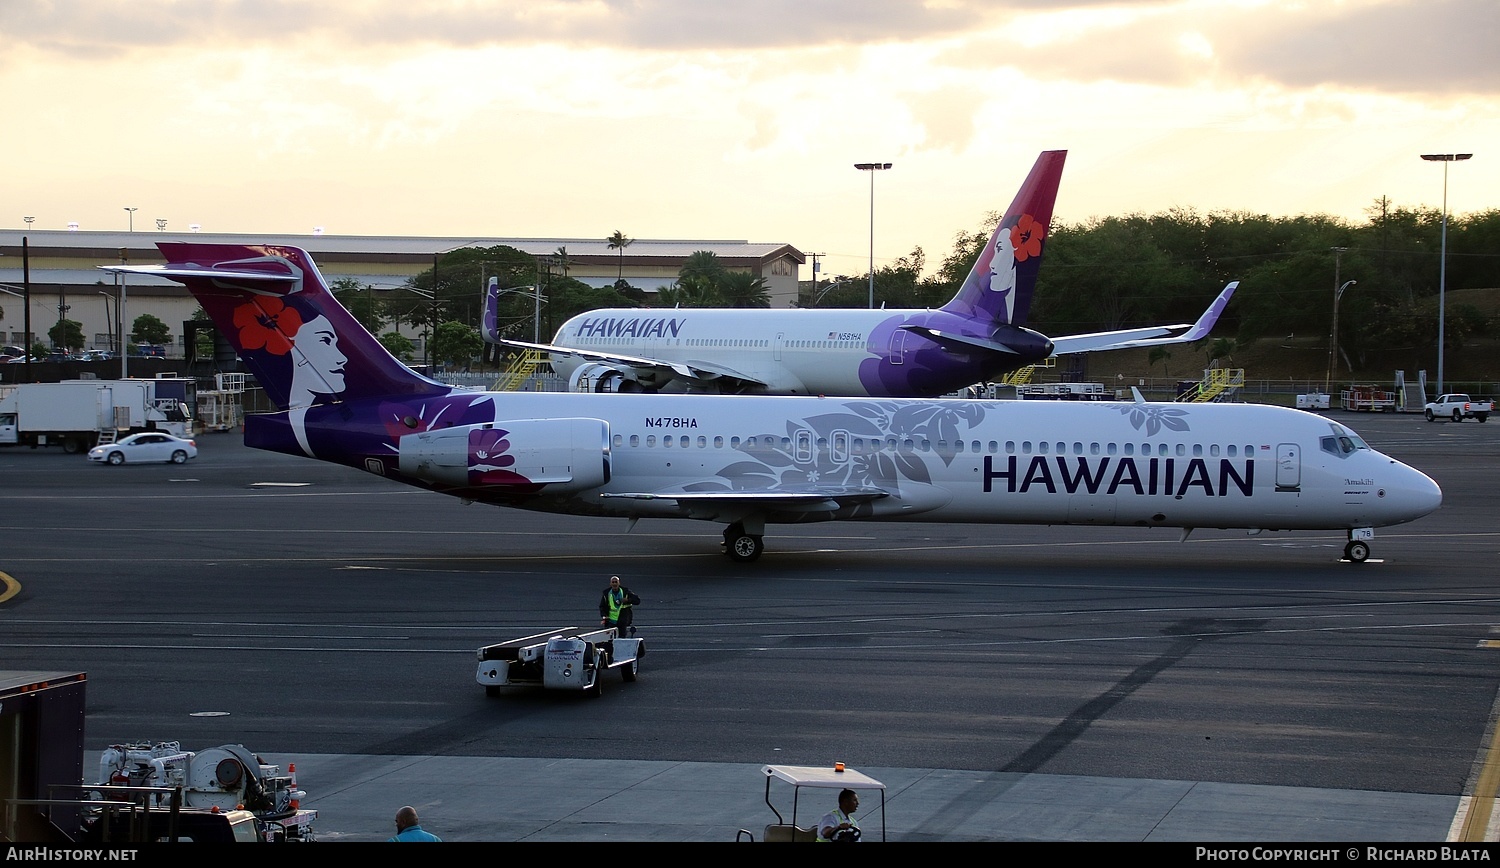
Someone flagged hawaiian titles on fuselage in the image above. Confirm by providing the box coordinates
[983,454,1255,498]
[575,316,685,339]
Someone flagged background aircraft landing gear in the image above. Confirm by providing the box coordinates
[722,523,764,562]
[1343,540,1371,563]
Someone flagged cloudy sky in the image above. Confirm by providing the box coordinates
[4,0,1496,280]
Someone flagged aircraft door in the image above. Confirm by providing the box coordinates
[1275,443,1301,492]
[888,329,907,365]
[774,332,784,362]
[794,429,813,464]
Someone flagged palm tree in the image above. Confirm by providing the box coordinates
[679,250,724,285]
[719,271,771,309]
[606,230,633,282]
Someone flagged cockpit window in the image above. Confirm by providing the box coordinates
[1327,423,1369,451]
[1320,424,1368,457]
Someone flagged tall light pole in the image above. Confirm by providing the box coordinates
[124,207,137,232]
[1420,153,1471,395]
[1325,279,1355,394]
[854,162,892,309]
[118,248,129,378]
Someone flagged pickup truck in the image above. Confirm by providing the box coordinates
[1424,393,1492,423]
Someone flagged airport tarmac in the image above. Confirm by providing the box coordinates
[8,410,1500,844]
[199,753,1471,843]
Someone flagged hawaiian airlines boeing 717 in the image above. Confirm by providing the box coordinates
[487,150,1237,397]
[105,243,1438,563]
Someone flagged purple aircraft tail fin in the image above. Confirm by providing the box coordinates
[130,243,449,411]
[481,278,503,344]
[939,150,1066,327]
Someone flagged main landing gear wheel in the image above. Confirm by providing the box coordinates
[1344,540,1371,563]
[723,524,764,562]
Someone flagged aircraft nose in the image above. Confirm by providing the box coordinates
[1390,460,1442,522]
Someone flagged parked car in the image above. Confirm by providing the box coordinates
[87,432,199,465]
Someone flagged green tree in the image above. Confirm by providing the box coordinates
[1148,346,1172,377]
[1207,337,1237,366]
[49,319,86,352]
[679,250,724,285]
[656,278,721,308]
[331,277,384,335]
[606,230,633,282]
[432,320,482,369]
[131,313,171,346]
[719,271,771,309]
[379,331,415,363]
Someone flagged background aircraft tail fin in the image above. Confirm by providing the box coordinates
[482,278,503,344]
[118,243,449,411]
[940,150,1066,328]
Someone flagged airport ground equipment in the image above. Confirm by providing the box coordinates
[1424,393,1491,423]
[1296,391,1331,410]
[737,764,887,842]
[1341,385,1398,412]
[476,626,644,697]
[92,741,316,841]
[0,379,192,452]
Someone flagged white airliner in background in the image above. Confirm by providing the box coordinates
[486,150,1238,397]
[107,242,1439,564]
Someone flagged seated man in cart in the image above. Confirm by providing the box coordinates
[818,789,862,842]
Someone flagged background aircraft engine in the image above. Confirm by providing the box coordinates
[398,418,610,492]
[570,362,637,393]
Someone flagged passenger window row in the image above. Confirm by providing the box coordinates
[611,433,1255,459]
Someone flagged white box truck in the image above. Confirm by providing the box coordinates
[0,380,193,453]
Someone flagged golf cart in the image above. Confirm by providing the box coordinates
[738,764,887,842]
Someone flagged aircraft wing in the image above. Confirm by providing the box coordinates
[898,326,1032,356]
[600,485,889,515]
[500,339,771,389]
[1048,281,1238,355]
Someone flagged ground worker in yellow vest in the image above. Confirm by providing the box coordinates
[599,575,640,636]
[818,789,861,842]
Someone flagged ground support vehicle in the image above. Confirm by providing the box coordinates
[0,380,192,452]
[91,741,316,841]
[1424,393,1491,423]
[1016,382,1113,401]
[1341,385,1397,412]
[476,626,644,697]
[737,764,887,842]
[1296,391,1331,410]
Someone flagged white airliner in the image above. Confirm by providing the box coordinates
[487,150,1238,397]
[105,243,1440,564]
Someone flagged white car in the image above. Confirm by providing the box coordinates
[88,432,199,465]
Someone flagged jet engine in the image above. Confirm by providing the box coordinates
[398,417,610,493]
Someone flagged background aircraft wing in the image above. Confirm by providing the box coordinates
[501,339,770,389]
[1048,280,1238,355]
